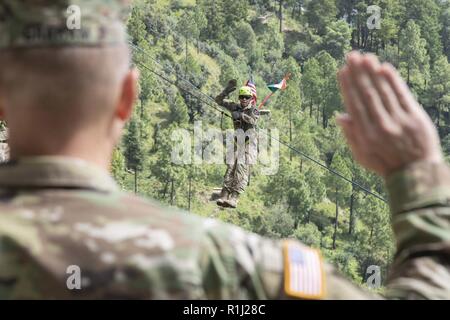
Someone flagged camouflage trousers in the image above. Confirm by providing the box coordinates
[223,159,251,194]
[222,135,257,194]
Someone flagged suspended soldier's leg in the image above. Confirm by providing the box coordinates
[217,160,236,207]
[234,162,250,193]
[223,161,236,192]
[223,135,256,208]
[223,162,250,208]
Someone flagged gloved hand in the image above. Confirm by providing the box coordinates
[224,79,237,95]
[232,111,241,120]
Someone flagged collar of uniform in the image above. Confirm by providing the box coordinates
[0,156,119,193]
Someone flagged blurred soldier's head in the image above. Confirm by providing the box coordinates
[0,0,137,169]
[238,86,253,108]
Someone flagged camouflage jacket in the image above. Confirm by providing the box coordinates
[215,93,260,131]
[0,157,450,299]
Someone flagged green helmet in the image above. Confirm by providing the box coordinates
[239,86,253,97]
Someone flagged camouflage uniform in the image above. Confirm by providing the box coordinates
[382,161,450,299]
[1,0,450,300]
[0,157,362,299]
[215,91,259,198]
[2,158,450,299]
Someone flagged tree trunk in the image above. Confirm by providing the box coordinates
[188,176,192,211]
[185,37,188,75]
[289,104,292,161]
[369,225,374,246]
[316,104,320,125]
[161,180,169,199]
[351,30,356,48]
[357,21,361,48]
[320,232,323,249]
[134,168,138,194]
[170,179,175,205]
[437,106,441,129]
[322,105,327,129]
[407,64,410,85]
[332,188,339,250]
[349,192,355,234]
[370,30,374,51]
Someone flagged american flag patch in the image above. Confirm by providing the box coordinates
[283,240,325,299]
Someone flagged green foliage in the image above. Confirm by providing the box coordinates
[113,0,447,287]
[320,20,351,60]
[401,0,443,64]
[234,21,260,66]
[305,0,338,35]
[265,160,312,225]
[425,55,450,126]
[123,117,144,171]
[293,222,321,248]
[111,148,127,188]
[168,91,190,125]
[316,51,341,128]
[301,57,322,116]
[198,0,225,41]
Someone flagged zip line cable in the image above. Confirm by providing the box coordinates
[132,52,226,117]
[129,44,388,203]
[129,42,223,111]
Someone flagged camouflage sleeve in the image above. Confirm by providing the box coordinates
[199,220,377,299]
[215,92,237,112]
[241,107,259,125]
[384,161,450,299]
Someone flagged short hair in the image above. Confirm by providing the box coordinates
[0,45,131,129]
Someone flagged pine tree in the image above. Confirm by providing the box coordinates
[302,57,322,118]
[316,51,339,128]
[321,20,351,60]
[111,148,127,189]
[305,0,338,36]
[326,152,352,250]
[123,117,144,193]
[425,55,450,129]
[399,20,429,88]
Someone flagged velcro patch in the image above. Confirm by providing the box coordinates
[283,240,325,299]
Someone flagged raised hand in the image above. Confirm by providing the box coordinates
[225,79,237,94]
[337,52,443,178]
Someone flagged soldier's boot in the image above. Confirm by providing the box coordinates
[223,192,239,209]
[216,188,230,207]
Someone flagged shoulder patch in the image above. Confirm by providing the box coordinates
[283,240,326,299]
[252,108,260,116]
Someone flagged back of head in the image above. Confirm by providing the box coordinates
[0,46,130,129]
[0,0,133,160]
